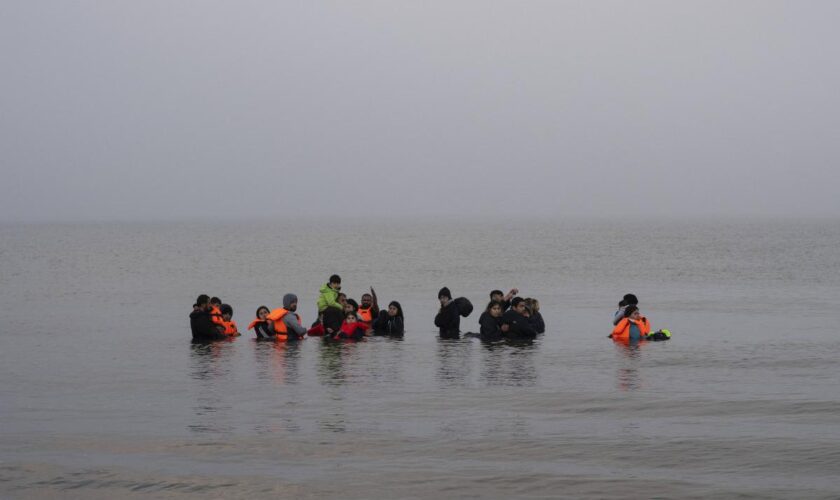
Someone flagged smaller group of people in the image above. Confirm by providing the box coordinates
[190,295,241,342]
[434,287,546,341]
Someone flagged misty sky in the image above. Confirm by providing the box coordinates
[1,1,838,221]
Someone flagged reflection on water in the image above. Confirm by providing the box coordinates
[613,341,643,391]
[188,342,236,434]
[252,339,302,386]
[479,340,539,387]
[436,338,473,386]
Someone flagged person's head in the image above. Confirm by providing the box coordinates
[256,306,269,320]
[618,299,627,308]
[387,301,403,318]
[329,274,342,290]
[511,297,527,314]
[283,293,298,312]
[220,304,233,321]
[345,312,357,323]
[624,305,639,319]
[623,294,638,306]
[343,302,355,314]
[490,289,504,301]
[196,294,210,310]
[338,293,347,306]
[361,293,372,308]
[438,287,452,306]
[486,300,503,318]
[528,298,540,313]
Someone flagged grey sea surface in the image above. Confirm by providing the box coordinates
[1,219,839,499]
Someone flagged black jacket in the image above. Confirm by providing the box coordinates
[190,309,226,342]
[372,310,404,336]
[501,310,537,339]
[478,311,502,341]
[435,302,460,338]
[530,312,545,334]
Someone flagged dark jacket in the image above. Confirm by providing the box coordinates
[190,309,226,342]
[501,310,537,339]
[435,302,460,338]
[372,310,404,336]
[530,311,545,334]
[478,311,503,341]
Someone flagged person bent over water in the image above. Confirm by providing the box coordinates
[267,294,307,341]
[190,294,227,342]
[372,301,404,337]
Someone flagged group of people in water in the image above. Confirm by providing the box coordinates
[189,275,668,343]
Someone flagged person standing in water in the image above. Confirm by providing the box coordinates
[435,287,461,339]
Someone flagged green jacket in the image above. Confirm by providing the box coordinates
[317,283,342,313]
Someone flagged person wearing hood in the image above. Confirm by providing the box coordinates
[372,300,404,336]
[434,287,461,339]
[267,293,307,341]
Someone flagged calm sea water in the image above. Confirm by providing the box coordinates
[1,219,839,499]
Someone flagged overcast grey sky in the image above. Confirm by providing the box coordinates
[1,1,838,221]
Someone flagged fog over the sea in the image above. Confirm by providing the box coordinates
[1,1,838,221]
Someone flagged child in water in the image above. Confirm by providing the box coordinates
[219,304,240,336]
[335,312,367,340]
[248,306,275,339]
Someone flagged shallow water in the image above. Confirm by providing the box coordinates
[1,219,839,498]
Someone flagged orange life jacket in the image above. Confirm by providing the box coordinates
[266,308,302,341]
[357,306,374,324]
[247,319,265,331]
[611,317,651,342]
[222,320,238,335]
[210,305,224,326]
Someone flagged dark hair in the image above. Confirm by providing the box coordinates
[256,306,269,317]
[511,297,526,308]
[196,294,210,306]
[338,292,347,300]
[347,298,359,311]
[210,296,222,305]
[623,294,638,306]
[486,300,503,312]
[220,304,233,316]
[490,289,503,298]
[361,293,372,300]
[388,301,404,320]
[329,274,341,284]
[624,305,639,317]
[438,287,452,300]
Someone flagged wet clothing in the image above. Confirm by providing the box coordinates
[335,321,367,340]
[501,310,537,339]
[611,317,651,342]
[321,307,344,336]
[190,309,226,341]
[530,311,545,334]
[435,302,460,338]
[316,284,342,313]
[372,310,404,336]
[478,311,503,341]
[250,320,275,339]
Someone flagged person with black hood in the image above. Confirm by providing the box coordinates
[372,301,404,337]
[434,287,461,339]
[613,293,639,326]
[190,294,227,342]
[501,297,537,340]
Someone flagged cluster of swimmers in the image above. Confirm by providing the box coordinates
[189,277,669,344]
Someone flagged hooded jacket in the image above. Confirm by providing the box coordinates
[372,302,404,336]
[435,301,460,338]
[501,310,537,339]
[316,284,342,313]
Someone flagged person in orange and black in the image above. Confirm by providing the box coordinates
[219,304,240,336]
[267,293,307,341]
[190,294,227,342]
[610,305,650,342]
[209,297,225,332]
[356,288,379,328]
[334,311,367,340]
[248,306,275,339]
